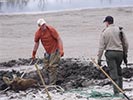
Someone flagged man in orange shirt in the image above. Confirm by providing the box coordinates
[32,18,64,85]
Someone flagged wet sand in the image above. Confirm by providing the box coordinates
[0,7,133,62]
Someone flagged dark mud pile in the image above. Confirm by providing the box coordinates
[0,58,133,90]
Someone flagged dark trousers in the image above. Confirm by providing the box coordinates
[105,50,123,94]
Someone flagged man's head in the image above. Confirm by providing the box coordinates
[37,18,46,27]
[37,18,47,31]
[103,16,114,27]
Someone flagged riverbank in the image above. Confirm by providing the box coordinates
[0,7,133,62]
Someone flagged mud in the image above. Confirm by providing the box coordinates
[0,58,43,67]
[0,58,133,91]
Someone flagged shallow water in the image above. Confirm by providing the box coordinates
[0,0,133,13]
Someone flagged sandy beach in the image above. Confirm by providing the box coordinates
[0,7,133,62]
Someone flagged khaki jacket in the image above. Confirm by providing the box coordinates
[98,24,129,60]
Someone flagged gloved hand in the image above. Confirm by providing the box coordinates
[32,51,36,60]
[123,52,128,66]
[98,59,101,66]
[60,50,64,57]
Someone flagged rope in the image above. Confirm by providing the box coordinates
[66,88,124,99]
[89,90,113,98]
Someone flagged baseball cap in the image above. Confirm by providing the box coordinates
[103,16,114,23]
[37,18,46,26]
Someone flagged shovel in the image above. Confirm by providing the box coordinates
[91,58,131,100]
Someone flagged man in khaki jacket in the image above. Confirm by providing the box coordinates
[97,16,128,95]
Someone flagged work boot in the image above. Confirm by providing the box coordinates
[114,93,120,97]
[113,80,120,95]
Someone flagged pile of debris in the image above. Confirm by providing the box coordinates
[0,58,133,91]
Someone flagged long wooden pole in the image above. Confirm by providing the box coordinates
[91,58,130,100]
[35,63,52,100]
